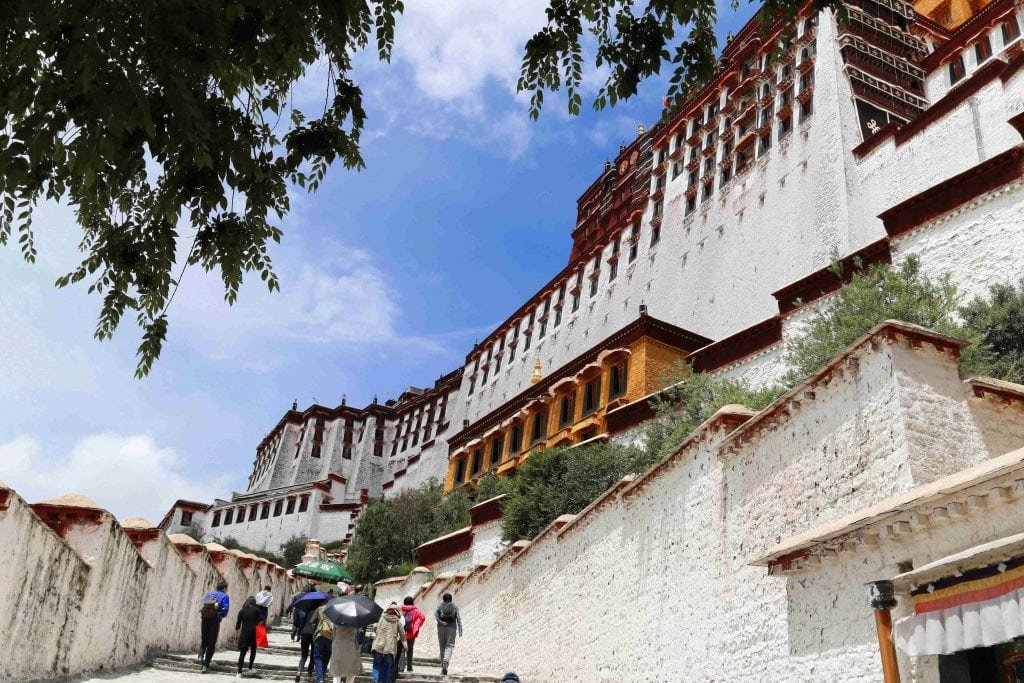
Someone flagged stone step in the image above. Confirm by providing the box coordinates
[154,655,497,682]
[265,640,440,665]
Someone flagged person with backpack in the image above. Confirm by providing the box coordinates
[434,594,463,676]
[199,580,230,673]
[234,596,265,678]
[399,596,425,674]
[370,602,403,683]
[310,604,335,683]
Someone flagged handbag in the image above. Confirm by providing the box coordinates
[255,622,269,648]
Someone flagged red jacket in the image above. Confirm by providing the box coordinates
[401,604,426,639]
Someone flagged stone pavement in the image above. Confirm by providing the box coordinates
[74,625,501,683]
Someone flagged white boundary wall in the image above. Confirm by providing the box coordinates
[415,326,1024,681]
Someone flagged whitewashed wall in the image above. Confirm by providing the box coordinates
[0,487,298,681]
[421,329,1024,681]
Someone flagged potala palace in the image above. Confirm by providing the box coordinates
[6,0,1024,679]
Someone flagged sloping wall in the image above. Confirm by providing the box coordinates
[414,323,1024,681]
[0,487,299,682]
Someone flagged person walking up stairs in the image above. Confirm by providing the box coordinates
[434,594,463,676]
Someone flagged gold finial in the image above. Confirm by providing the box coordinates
[637,124,645,136]
[531,357,543,384]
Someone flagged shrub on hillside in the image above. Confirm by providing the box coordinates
[645,367,784,460]
[346,479,470,585]
[959,278,1024,384]
[499,442,658,542]
[782,256,969,384]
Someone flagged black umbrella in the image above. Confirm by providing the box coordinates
[322,594,383,628]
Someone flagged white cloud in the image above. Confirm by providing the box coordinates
[392,0,549,103]
[0,433,233,523]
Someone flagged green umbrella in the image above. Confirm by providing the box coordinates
[292,559,355,584]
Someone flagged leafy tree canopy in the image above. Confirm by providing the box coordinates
[644,364,783,459]
[345,478,470,585]
[499,441,658,542]
[0,0,818,376]
[782,256,971,384]
[959,278,1024,385]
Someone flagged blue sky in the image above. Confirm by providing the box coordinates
[0,1,757,522]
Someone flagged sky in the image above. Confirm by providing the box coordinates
[0,0,757,522]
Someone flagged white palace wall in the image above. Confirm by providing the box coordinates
[420,324,1024,681]
[0,486,299,682]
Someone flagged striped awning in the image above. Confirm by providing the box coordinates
[895,534,1024,656]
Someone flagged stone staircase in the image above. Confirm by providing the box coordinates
[145,625,499,682]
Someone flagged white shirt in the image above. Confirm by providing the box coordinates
[255,590,274,607]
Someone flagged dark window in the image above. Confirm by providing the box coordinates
[273,500,283,517]
[628,225,639,262]
[311,443,321,458]
[286,498,296,514]
[559,391,576,429]
[494,349,503,371]
[949,55,966,85]
[471,448,483,475]
[609,361,629,400]
[509,343,517,361]
[582,377,602,416]
[223,509,234,525]
[180,510,193,526]
[454,458,466,483]
[238,507,246,523]
[509,425,523,455]
[248,505,258,522]
[589,275,599,298]
[343,445,352,459]
[609,240,619,282]
[298,496,309,513]
[211,511,221,527]
[650,223,661,245]
[685,195,696,215]
[975,36,992,63]
[373,441,384,457]
[260,503,270,520]
[1003,16,1021,44]
[524,333,531,351]
[468,378,475,395]
[490,437,503,468]
[530,409,548,445]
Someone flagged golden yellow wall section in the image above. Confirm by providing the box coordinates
[638,339,689,395]
[442,335,692,493]
[915,0,990,29]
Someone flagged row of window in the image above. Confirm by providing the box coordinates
[453,361,628,484]
[653,46,817,218]
[392,397,449,456]
[208,495,311,528]
[948,15,1020,86]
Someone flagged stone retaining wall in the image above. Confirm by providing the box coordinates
[0,488,300,681]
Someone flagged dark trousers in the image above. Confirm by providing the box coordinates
[391,642,404,682]
[313,636,332,679]
[238,641,256,673]
[200,618,220,666]
[372,652,394,683]
[405,638,415,671]
[298,633,315,675]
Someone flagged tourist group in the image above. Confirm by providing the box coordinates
[197,579,519,682]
